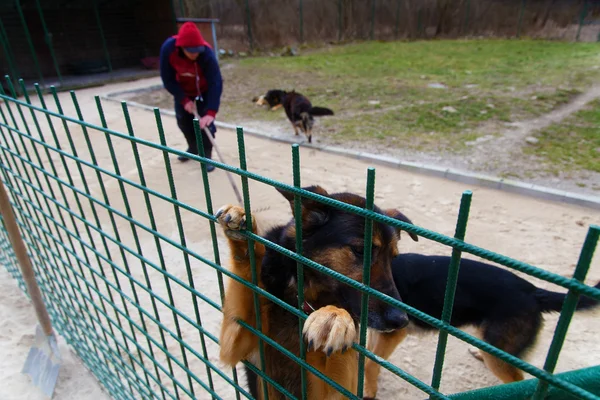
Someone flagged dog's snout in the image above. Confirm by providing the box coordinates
[384,307,409,330]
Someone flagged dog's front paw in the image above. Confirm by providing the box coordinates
[216,205,247,241]
[303,305,356,356]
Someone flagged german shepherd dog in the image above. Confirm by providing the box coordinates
[216,185,417,399]
[282,91,334,143]
[364,253,600,398]
[253,89,287,111]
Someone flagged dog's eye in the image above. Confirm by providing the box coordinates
[351,246,381,259]
[351,246,364,258]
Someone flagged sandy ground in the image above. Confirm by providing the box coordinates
[0,78,599,400]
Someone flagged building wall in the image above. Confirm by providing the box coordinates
[0,0,174,81]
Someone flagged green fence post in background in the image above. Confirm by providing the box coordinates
[370,0,376,40]
[417,8,423,38]
[179,0,185,17]
[245,0,254,51]
[299,0,304,43]
[210,21,220,62]
[576,0,589,42]
[92,0,113,74]
[0,18,20,94]
[34,0,62,84]
[531,225,600,400]
[337,0,342,41]
[14,0,45,87]
[463,0,471,35]
[394,0,402,39]
[430,191,472,394]
[516,0,527,38]
[169,0,178,30]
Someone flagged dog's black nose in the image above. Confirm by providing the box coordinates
[384,307,409,330]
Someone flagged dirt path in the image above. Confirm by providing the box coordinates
[1,78,599,399]
[442,84,600,192]
[506,84,600,139]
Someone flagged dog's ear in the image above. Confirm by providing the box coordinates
[384,209,419,242]
[276,185,330,227]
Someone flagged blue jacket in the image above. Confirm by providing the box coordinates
[159,36,223,116]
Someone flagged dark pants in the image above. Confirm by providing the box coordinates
[175,97,217,159]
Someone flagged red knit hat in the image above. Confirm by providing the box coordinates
[175,22,211,52]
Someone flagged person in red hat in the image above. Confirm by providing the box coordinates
[160,22,223,171]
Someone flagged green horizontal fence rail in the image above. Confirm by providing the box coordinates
[0,75,599,400]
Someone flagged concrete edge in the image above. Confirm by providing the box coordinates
[100,87,600,211]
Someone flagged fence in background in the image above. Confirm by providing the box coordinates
[0,76,599,399]
[178,0,600,51]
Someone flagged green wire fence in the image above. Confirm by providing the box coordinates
[0,75,599,400]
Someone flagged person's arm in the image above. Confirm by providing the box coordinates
[199,48,223,117]
[160,38,191,107]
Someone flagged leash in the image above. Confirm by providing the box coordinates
[192,96,243,204]
[201,124,243,205]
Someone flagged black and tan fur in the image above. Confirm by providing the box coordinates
[364,253,600,399]
[253,89,287,111]
[282,91,334,143]
[217,185,416,399]
[252,89,334,143]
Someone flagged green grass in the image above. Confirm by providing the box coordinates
[132,39,600,153]
[525,99,600,174]
[240,40,600,90]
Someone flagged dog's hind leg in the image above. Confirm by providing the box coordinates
[291,121,300,136]
[216,205,267,367]
[478,313,542,383]
[479,353,524,383]
[364,329,408,399]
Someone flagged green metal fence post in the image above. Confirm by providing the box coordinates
[576,0,589,42]
[338,0,343,41]
[14,0,45,87]
[356,167,376,398]
[531,225,600,400]
[92,0,113,73]
[245,0,254,51]
[517,0,527,38]
[370,0,376,40]
[299,0,304,43]
[236,126,268,400]
[34,0,62,84]
[430,191,472,394]
[292,144,308,400]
